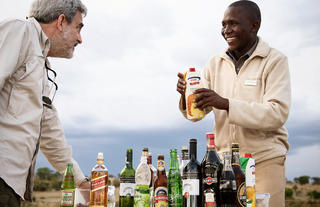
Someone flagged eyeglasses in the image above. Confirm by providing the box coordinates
[42,62,58,109]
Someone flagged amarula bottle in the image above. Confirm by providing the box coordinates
[168,148,183,207]
[182,139,201,207]
[154,154,169,207]
[60,163,75,207]
[220,152,237,207]
[201,133,223,207]
[119,149,135,207]
[231,143,246,207]
[134,148,151,207]
[148,152,157,207]
[90,152,109,207]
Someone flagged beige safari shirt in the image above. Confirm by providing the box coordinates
[0,17,85,200]
[180,38,291,163]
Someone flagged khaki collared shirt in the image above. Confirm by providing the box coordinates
[180,37,291,163]
[0,17,85,200]
[226,37,259,74]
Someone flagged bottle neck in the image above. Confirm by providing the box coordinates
[223,155,232,171]
[97,158,104,165]
[147,156,152,165]
[126,151,133,168]
[231,149,240,165]
[189,141,197,161]
[170,152,179,169]
[181,150,189,160]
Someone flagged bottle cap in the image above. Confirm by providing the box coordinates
[206,132,215,139]
[189,68,195,72]
[143,147,149,152]
[244,153,252,158]
[97,152,104,159]
[181,146,188,151]
[190,138,197,143]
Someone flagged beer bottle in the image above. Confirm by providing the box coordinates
[134,148,151,207]
[148,152,157,207]
[220,151,237,207]
[154,154,169,207]
[182,139,201,207]
[60,163,75,207]
[201,133,223,207]
[90,152,108,207]
[119,149,135,207]
[168,148,183,207]
[179,146,189,176]
[231,143,246,207]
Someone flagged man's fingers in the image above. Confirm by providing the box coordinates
[177,72,184,79]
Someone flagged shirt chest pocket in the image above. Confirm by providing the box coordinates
[8,56,45,117]
[238,78,263,103]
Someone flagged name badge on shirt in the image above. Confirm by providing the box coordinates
[244,80,257,86]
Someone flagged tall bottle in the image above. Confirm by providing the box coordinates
[60,163,75,207]
[154,154,169,207]
[231,144,246,207]
[148,152,157,207]
[90,152,108,207]
[240,153,256,207]
[119,149,135,207]
[220,152,237,207]
[182,139,201,207]
[179,146,189,176]
[168,149,183,207]
[134,148,151,207]
[201,133,223,207]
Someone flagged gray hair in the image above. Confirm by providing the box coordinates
[29,0,87,24]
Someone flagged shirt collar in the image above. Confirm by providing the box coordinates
[27,17,51,57]
[226,37,259,61]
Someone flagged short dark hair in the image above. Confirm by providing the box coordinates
[229,0,261,26]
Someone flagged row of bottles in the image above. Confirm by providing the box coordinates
[60,132,255,207]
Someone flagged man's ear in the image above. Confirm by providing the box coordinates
[56,14,67,32]
[251,21,260,34]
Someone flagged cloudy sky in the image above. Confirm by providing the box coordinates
[1,0,319,181]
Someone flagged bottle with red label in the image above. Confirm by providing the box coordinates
[154,154,168,207]
[201,133,223,207]
[90,152,109,207]
[182,138,201,207]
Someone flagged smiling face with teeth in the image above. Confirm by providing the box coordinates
[221,5,259,59]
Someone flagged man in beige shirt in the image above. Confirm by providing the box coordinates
[0,0,90,206]
[177,1,291,206]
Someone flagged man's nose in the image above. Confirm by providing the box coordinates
[77,33,82,44]
[223,25,232,35]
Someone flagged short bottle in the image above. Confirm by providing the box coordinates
[231,143,246,207]
[90,152,109,207]
[201,133,223,207]
[119,149,135,207]
[154,154,169,207]
[134,148,151,207]
[182,139,201,207]
[60,163,75,207]
[168,148,183,207]
[220,151,237,207]
[240,153,256,207]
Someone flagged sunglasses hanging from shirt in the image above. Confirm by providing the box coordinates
[42,62,58,109]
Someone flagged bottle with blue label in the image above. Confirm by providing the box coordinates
[184,68,204,121]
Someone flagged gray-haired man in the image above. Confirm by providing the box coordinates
[0,0,89,206]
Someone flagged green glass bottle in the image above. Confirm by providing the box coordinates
[119,149,136,207]
[60,163,75,207]
[168,149,183,207]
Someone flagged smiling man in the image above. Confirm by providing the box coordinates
[0,0,89,206]
[177,1,291,206]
